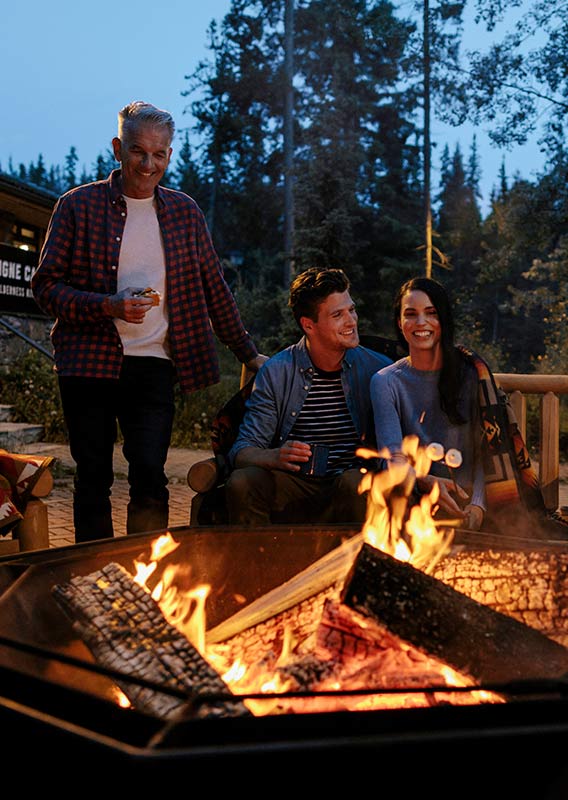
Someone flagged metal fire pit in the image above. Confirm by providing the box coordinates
[1,525,568,796]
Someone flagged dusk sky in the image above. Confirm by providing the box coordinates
[2,0,545,214]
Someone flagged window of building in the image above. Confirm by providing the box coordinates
[11,222,40,252]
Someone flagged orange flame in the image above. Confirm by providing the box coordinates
[357,436,454,573]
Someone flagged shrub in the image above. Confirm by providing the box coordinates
[171,374,240,448]
[0,349,67,441]
[0,345,244,450]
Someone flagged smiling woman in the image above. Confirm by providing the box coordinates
[398,286,442,370]
[371,277,486,532]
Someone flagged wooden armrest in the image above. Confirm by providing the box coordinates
[30,468,54,498]
[241,363,254,388]
[187,457,224,493]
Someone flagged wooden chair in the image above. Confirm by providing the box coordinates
[188,366,255,525]
[0,455,54,555]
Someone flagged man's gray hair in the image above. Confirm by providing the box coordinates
[117,101,175,144]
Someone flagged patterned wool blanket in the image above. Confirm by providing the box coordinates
[0,450,54,536]
[458,345,567,539]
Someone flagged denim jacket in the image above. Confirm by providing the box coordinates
[228,337,392,467]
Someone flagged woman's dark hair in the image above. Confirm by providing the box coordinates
[394,277,466,425]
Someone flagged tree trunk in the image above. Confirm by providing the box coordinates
[283,0,295,287]
[423,0,432,277]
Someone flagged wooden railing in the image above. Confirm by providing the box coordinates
[495,373,568,511]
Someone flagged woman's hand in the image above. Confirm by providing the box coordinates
[417,474,469,518]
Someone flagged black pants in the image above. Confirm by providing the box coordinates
[225,466,368,525]
[58,356,175,543]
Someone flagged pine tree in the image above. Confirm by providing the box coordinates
[28,154,47,187]
[436,142,482,291]
[467,134,481,201]
[183,6,283,268]
[174,131,207,208]
[291,0,422,328]
[183,0,423,320]
[63,146,79,192]
[46,165,62,193]
[92,150,116,181]
[439,142,451,187]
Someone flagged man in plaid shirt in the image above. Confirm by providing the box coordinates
[32,100,266,543]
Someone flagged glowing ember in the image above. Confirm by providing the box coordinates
[111,686,132,709]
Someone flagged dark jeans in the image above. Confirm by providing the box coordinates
[225,466,368,526]
[58,356,175,543]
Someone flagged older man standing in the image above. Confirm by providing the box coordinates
[225,267,391,525]
[32,100,265,543]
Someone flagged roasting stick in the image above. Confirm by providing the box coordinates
[207,532,365,644]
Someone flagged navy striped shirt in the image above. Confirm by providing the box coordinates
[290,368,359,475]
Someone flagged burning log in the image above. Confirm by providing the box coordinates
[207,533,364,644]
[52,562,250,720]
[215,585,338,668]
[314,598,457,685]
[434,548,568,647]
[210,560,507,716]
[220,592,503,715]
[341,543,568,685]
[277,598,501,712]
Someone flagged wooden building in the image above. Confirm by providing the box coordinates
[0,173,57,315]
[0,174,57,358]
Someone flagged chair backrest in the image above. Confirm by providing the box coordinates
[209,376,255,458]
[358,334,407,362]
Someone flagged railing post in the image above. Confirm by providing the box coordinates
[540,391,560,511]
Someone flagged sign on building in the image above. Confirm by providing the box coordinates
[0,244,45,316]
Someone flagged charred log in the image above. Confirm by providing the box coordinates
[52,562,250,720]
[282,599,471,688]
[341,543,568,685]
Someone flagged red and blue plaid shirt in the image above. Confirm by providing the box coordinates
[32,170,258,393]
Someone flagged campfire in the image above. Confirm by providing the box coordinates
[51,437,568,721]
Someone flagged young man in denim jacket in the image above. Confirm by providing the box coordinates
[226,267,391,525]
